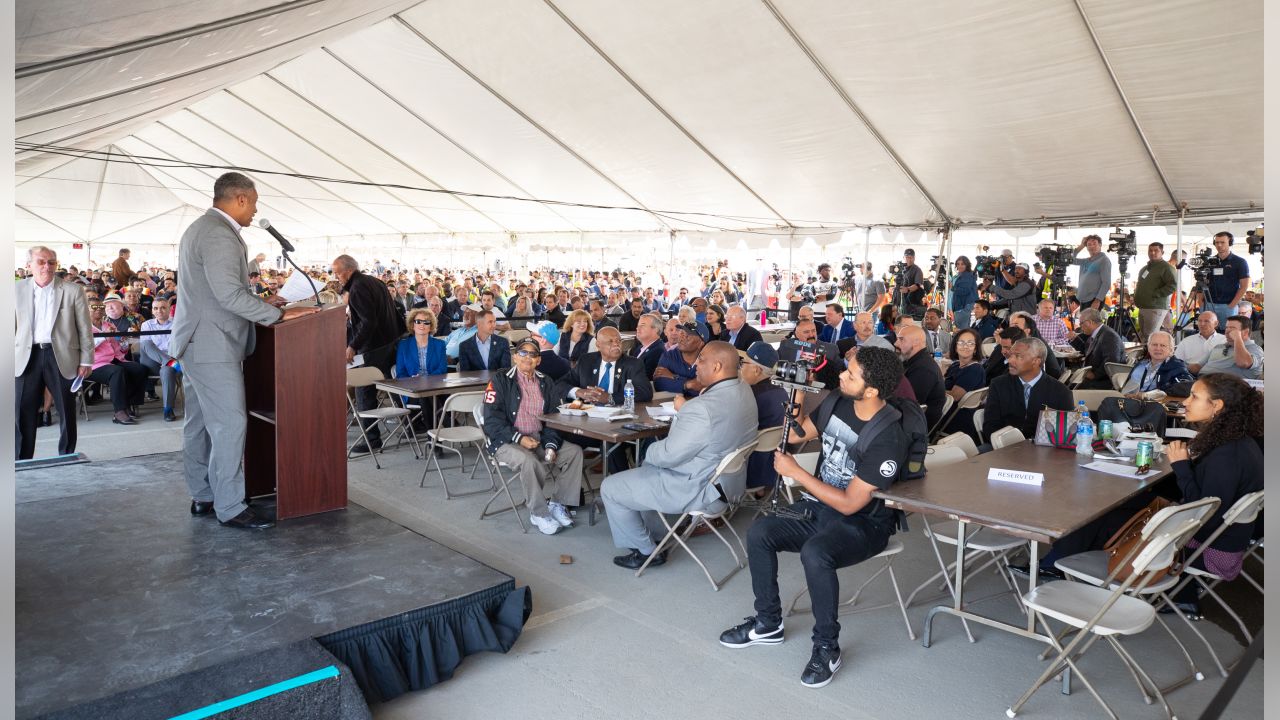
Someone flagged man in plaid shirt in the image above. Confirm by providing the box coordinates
[1033,299,1071,347]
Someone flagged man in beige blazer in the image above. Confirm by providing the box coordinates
[15,246,93,459]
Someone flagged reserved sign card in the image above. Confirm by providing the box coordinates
[987,468,1045,486]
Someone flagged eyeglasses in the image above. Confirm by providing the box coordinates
[89,303,104,309]
[413,319,433,326]
[956,340,976,347]
[514,350,538,358]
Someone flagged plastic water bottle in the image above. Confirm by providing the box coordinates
[1075,401,1095,457]
[623,379,635,413]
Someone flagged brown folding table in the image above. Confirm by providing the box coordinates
[541,401,672,524]
[873,441,1172,647]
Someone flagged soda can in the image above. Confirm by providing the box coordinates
[1099,419,1113,440]
[1135,441,1153,473]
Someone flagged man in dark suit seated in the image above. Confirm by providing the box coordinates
[629,313,665,379]
[724,305,763,350]
[818,303,855,343]
[1070,307,1124,389]
[983,326,1024,384]
[895,325,947,430]
[589,299,617,333]
[556,327,653,406]
[457,310,512,372]
[982,337,1075,442]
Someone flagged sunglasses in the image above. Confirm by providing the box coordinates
[89,303,104,309]
[413,319,433,326]
[514,349,538,358]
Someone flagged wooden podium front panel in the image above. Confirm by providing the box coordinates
[245,307,349,520]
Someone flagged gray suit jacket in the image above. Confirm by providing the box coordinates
[636,377,759,509]
[925,327,952,356]
[14,276,93,379]
[171,210,282,364]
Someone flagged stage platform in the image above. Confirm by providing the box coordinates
[17,452,529,719]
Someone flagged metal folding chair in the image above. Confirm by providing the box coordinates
[785,536,916,641]
[635,441,757,591]
[934,431,979,459]
[419,391,496,498]
[346,367,421,469]
[989,426,1025,450]
[470,404,528,533]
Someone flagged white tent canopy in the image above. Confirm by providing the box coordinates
[16,0,1264,251]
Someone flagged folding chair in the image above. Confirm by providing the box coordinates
[1007,521,1202,720]
[1058,368,1072,384]
[419,390,496,498]
[1123,345,1145,364]
[346,367,420,469]
[934,387,985,439]
[635,441,757,591]
[76,380,98,421]
[972,408,985,445]
[1066,367,1088,389]
[1051,498,1220,691]
[989,426,1025,450]
[785,535,917,641]
[471,404,528,533]
[981,337,997,357]
[739,425,784,511]
[1072,389,1122,412]
[933,431,979,459]
[928,393,956,439]
[1154,491,1264,679]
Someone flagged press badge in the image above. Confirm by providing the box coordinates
[1214,268,1224,275]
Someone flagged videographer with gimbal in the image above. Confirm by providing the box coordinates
[893,249,926,320]
[1202,231,1251,332]
[980,262,1037,315]
[1071,235,1112,310]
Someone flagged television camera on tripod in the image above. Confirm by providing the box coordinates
[1105,228,1139,340]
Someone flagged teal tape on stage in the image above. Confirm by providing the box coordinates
[168,665,340,720]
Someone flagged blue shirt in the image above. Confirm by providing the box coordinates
[475,333,493,366]
[1207,252,1250,305]
[655,347,697,396]
[950,271,978,309]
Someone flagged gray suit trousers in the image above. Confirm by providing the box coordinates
[182,361,249,521]
[601,467,722,554]
[138,342,180,409]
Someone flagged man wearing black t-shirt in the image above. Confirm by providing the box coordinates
[719,346,908,689]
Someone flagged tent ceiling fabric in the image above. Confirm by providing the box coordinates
[14,0,1263,244]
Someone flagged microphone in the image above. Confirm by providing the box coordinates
[258,218,295,253]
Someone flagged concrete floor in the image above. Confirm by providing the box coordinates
[39,415,1265,719]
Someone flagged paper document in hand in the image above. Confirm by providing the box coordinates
[278,271,319,302]
[346,354,364,369]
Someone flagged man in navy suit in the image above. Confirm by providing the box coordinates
[818,303,855,343]
[629,313,666,379]
[724,305,764,350]
[556,327,653,406]
[458,310,512,372]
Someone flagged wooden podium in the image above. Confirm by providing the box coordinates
[243,306,348,520]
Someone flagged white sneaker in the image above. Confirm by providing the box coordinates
[530,510,561,535]
[547,501,574,528]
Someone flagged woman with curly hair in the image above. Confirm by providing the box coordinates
[1160,373,1264,615]
[1013,374,1264,589]
[558,309,594,367]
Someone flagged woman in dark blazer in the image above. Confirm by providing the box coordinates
[558,309,594,367]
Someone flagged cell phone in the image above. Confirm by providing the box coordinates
[621,422,660,431]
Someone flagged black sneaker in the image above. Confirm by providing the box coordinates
[1008,563,1065,581]
[800,643,842,688]
[719,616,783,648]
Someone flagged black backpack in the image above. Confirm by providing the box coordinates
[811,393,929,532]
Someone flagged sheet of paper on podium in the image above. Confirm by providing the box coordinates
[278,271,320,302]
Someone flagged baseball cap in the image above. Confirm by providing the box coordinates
[529,320,560,345]
[1001,248,1014,258]
[103,293,125,305]
[740,341,779,369]
[678,321,711,343]
[464,303,483,312]
[514,337,541,354]
[903,248,915,257]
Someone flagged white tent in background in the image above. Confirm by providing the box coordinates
[14,0,1264,264]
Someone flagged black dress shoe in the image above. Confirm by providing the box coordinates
[164,410,178,422]
[613,548,667,570]
[1008,563,1065,581]
[39,410,53,427]
[220,508,275,529]
[112,412,137,425]
[351,440,383,454]
[191,500,215,516]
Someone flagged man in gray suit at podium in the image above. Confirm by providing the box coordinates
[171,172,316,529]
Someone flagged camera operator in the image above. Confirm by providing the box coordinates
[718,346,908,689]
[1071,235,1112,310]
[980,263,1037,316]
[994,249,1016,290]
[1133,242,1178,341]
[893,249,926,320]
[1203,231,1251,332]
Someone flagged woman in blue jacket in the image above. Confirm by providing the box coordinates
[396,308,448,381]
[950,256,979,329]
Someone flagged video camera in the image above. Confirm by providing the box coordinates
[772,337,829,393]
[1108,229,1138,257]
[1035,244,1076,267]
[973,255,1002,280]
[1188,247,1221,285]
[1247,226,1264,255]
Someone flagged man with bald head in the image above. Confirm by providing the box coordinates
[1173,311,1226,374]
[724,305,763,351]
[894,325,946,428]
[602,340,759,570]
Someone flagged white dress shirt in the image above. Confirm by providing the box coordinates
[141,317,174,354]
[1173,331,1226,367]
[32,280,57,344]
[210,207,243,236]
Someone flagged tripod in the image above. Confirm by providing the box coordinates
[1106,255,1139,340]
[761,382,823,521]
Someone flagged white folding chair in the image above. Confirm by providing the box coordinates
[934,431,979,459]
[989,426,1025,449]
[972,407,986,445]
[928,393,957,439]
[471,404,528,533]
[1109,371,1130,393]
[785,535,917,641]
[1066,367,1088,389]
[1155,491,1264,678]
[1072,389,1122,412]
[981,337,997,357]
[1051,498,1221,690]
[346,367,421,469]
[925,444,969,467]
[419,391,496,498]
[1058,368,1072,384]
[1007,521,1202,720]
[635,441,757,591]
[1123,345,1145,364]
